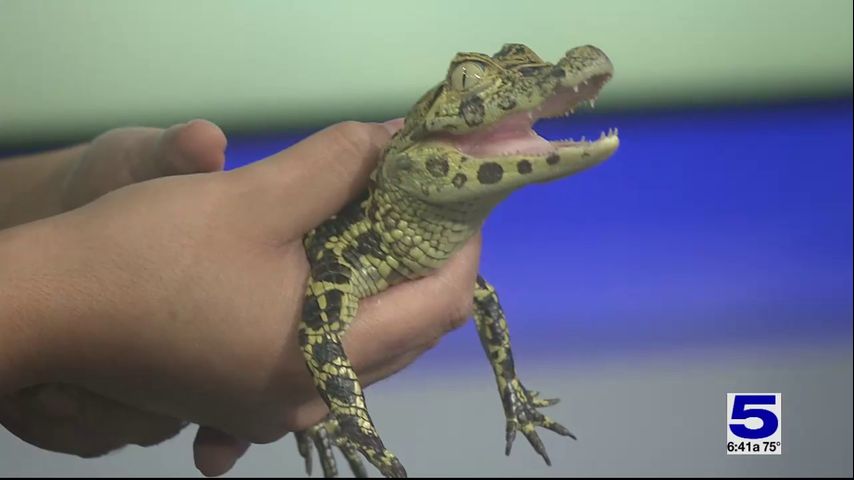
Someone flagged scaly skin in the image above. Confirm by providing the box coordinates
[296,43,619,477]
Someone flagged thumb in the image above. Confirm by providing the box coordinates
[193,426,251,477]
[227,120,402,236]
[62,120,227,212]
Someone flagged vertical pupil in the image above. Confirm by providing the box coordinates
[462,70,467,88]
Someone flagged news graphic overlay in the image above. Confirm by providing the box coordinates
[726,393,782,455]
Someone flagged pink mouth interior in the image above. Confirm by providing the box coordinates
[450,74,610,157]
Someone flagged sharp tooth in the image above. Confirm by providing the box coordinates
[614,127,619,136]
[570,107,575,114]
[580,135,586,142]
[589,99,596,109]
[599,131,606,139]
[573,85,579,93]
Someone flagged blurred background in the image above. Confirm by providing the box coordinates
[1,0,851,477]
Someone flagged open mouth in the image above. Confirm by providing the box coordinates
[450,73,617,157]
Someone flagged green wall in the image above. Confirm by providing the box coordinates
[1,0,851,147]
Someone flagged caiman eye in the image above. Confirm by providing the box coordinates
[450,61,485,91]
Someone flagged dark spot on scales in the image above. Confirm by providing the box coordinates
[497,96,517,110]
[325,376,357,403]
[339,417,384,449]
[551,67,566,78]
[396,155,414,171]
[353,230,382,256]
[426,156,449,177]
[546,153,560,165]
[313,334,346,365]
[452,173,467,188]
[302,298,324,328]
[477,162,504,184]
[460,95,485,127]
[518,66,542,77]
[323,289,344,313]
[315,259,350,284]
[517,160,532,174]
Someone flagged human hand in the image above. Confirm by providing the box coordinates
[11,121,480,475]
[1,120,228,458]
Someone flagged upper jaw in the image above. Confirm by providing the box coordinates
[451,68,617,158]
[526,44,615,121]
[534,72,612,120]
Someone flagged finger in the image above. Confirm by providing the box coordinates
[0,384,185,458]
[343,233,482,373]
[145,119,227,178]
[193,426,251,477]
[114,119,226,182]
[382,117,405,131]
[358,347,427,388]
[64,120,227,209]
[229,120,402,236]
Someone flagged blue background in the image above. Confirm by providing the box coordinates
[224,100,853,365]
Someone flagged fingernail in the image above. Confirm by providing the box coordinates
[381,118,405,134]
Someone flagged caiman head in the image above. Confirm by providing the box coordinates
[379,43,619,206]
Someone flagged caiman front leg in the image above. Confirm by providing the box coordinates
[295,255,406,478]
[473,275,576,465]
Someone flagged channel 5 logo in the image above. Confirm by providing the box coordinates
[726,393,782,455]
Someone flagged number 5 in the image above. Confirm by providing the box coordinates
[729,395,779,439]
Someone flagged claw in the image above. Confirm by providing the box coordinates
[311,428,337,477]
[527,390,560,408]
[379,457,408,478]
[522,428,551,466]
[502,382,575,467]
[505,424,517,455]
[542,417,577,440]
[295,432,314,476]
[338,442,368,478]
[296,416,375,478]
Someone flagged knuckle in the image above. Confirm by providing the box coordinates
[244,423,289,445]
[328,121,371,151]
[326,121,385,159]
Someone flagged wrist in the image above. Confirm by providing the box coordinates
[0,214,93,392]
[0,144,85,229]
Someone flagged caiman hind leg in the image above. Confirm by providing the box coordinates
[295,257,406,478]
[473,275,576,465]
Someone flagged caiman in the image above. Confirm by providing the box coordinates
[295,43,619,478]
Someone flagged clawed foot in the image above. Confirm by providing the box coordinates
[295,415,406,478]
[504,382,576,466]
[295,415,367,478]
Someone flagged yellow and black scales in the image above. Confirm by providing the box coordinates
[294,43,620,477]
